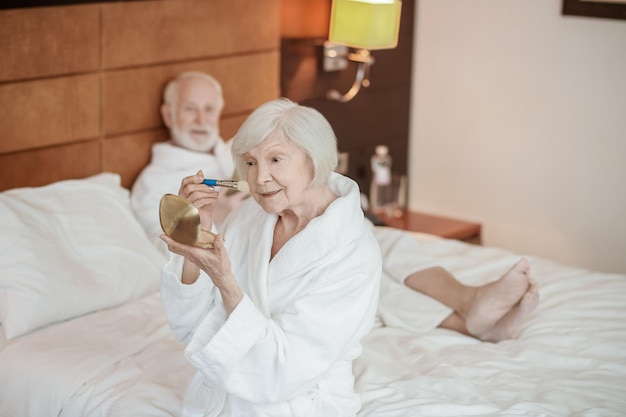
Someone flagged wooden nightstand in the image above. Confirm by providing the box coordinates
[371,209,482,244]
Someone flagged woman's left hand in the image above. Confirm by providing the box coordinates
[160,233,243,314]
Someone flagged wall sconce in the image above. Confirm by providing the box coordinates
[325,0,402,102]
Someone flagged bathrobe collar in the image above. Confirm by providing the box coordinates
[277,172,365,264]
[225,172,366,315]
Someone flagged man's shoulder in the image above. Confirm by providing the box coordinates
[215,137,232,155]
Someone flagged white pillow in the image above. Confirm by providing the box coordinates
[0,173,166,339]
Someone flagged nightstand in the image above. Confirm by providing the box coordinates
[371,208,482,244]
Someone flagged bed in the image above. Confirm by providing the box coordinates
[1,172,625,417]
[2,2,626,414]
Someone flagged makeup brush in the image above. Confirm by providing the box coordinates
[202,179,250,193]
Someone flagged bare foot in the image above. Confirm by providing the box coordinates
[465,258,531,336]
[477,280,540,342]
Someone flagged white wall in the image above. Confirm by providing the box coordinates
[409,0,626,273]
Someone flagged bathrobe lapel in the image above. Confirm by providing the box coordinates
[241,210,276,316]
[225,173,364,317]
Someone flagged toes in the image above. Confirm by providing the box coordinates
[514,257,530,274]
[478,286,540,343]
[521,285,540,309]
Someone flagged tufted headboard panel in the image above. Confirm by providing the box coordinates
[0,0,280,191]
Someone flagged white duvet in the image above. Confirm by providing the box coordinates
[1,230,625,417]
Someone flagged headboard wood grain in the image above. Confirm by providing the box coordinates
[0,0,280,191]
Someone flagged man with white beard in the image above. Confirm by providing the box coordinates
[131,71,243,254]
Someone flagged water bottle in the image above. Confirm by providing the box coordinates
[369,145,393,211]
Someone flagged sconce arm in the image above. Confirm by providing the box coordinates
[327,49,374,103]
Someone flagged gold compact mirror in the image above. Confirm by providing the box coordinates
[159,194,216,248]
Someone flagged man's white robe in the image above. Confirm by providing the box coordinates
[373,226,453,332]
[161,173,382,417]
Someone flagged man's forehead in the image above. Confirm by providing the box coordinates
[178,78,217,97]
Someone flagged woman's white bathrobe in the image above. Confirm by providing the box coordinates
[161,173,382,417]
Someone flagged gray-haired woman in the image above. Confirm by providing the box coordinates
[160,98,382,417]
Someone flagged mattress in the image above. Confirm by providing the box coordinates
[1,230,625,417]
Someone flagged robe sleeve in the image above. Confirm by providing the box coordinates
[373,226,454,332]
[160,253,224,344]
[130,168,165,244]
[373,226,439,285]
[183,233,382,404]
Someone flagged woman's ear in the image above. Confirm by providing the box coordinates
[161,103,173,128]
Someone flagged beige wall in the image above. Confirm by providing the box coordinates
[409,0,626,273]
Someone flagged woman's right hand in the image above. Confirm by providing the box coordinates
[178,170,220,232]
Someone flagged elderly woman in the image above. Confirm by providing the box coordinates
[160,98,382,417]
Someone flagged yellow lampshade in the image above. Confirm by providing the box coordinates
[328,0,402,50]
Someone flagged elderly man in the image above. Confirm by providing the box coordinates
[131,71,244,252]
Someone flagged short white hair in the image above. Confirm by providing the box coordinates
[163,71,224,113]
[231,98,338,187]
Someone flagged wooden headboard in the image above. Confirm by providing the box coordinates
[0,0,280,191]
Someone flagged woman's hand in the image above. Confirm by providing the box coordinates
[160,233,243,315]
[178,170,220,232]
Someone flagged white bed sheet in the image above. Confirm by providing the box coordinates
[1,230,625,417]
[0,292,186,417]
[356,232,626,416]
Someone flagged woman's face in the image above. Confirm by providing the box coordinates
[243,133,314,215]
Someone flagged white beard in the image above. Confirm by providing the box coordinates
[171,123,220,153]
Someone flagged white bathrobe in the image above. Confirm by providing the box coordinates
[130,140,236,253]
[161,173,382,417]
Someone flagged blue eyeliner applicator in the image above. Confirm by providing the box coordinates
[202,179,250,193]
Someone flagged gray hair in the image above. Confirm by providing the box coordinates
[162,71,224,113]
[232,98,338,187]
